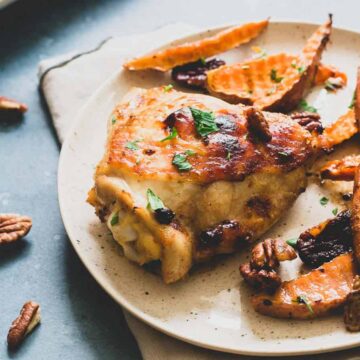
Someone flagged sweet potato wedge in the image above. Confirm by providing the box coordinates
[123,20,269,71]
[351,166,360,264]
[252,253,357,319]
[314,63,347,88]
[206,16,332,112]
[320,154,360,181]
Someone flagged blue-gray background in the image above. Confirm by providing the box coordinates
[1,0,359,359]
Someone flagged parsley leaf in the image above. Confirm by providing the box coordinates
[349,91,356,109]
[332,208,338,216]
[299,99,318,113]
[163,84,173,92]
[160,127,178,142]
[200,57,207,65]
[146,189,164,211]
[125,139,141,151]
[110,212,119,226]
[320,196,329,206]
[286,238,298,248]
[190,107,219,137]
[270,69,283,83]
[111,116,117,125]
[172,151,194,171]
[293,295,314,315]
[291,61,305,73]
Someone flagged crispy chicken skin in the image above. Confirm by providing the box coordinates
[89,87,313,283]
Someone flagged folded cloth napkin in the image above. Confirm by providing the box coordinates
[39,23,360,360]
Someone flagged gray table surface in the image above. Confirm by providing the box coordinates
[1,0,360,359]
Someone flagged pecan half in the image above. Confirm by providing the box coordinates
[240,238,297,292]
[291,111,323,134]
[0,214,32,245]
[0,96,27,113]
[7,301,41,349]
[245,107,272,142]
[344,276,360,332]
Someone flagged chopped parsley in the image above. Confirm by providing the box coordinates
[299,99,318,113]
[200,57,207,65]
[125,139,142,151]
[163,84,173,92]
[293,295,314,315]
[146,189,164,211]
[291,61,305,74]
[110,212,119,226]
[286,238,298,248]
[270,69,283,83]
[190,107,219,137]
[332,207,338,216]
[349,91,356,109]
[320,196,329,206]
[172,150,195,171]
[111,116,117,125]
[160,127,178,142]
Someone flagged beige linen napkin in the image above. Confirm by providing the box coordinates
[39,24,360,360]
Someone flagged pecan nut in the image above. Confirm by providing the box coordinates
[245,107,272,142]
[291,111,323,134]
[0,214,32,245]
[0,96,27,113]
[240,238,297,292]
[7,301,41,349]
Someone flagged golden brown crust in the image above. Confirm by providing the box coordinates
[7,301,40,349]
[207,16,332,112]
[252,253,357,319]
[101,87,313,184]
[0,214,32,245]
[123,20,268,71]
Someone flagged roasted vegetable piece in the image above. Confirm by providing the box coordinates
[320,154,360,181]
[206,16,332,112]
[124,20,269,71]
[171,58,225,89]
[351,165,360,264]
[252,253,357,319]
[314,63,347,88]
[240,238,297,292]
[344,275,360,332]
[297,210,353,267]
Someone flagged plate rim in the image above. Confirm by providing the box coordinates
[58,20,360,356]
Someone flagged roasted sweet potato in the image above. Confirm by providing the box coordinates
[320,155,360,181]
[314,63,347,88]
[351,165,360,264]
[252,253,357,319]
[123,20,269,71]
[206,16,332,112]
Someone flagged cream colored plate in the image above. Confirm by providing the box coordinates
[58,21,360,356]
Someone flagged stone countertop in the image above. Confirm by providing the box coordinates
[0,0,359,358]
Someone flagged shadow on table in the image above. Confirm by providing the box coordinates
[63,240,141,360]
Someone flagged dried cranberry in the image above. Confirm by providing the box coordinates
[154,208,175,225]
[171,58,225,89]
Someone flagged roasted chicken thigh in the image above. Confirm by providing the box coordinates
[88,86,314,283]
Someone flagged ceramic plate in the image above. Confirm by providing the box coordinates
[58,21,360,356]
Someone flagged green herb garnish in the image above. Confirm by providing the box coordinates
[125,139,141,151]
[349,91,356,109]
[200,57,206,65]
[172,151,195,171]
[163,84,173,92]
[293,295,314,315]
[190,107,219,137]
[286,238,298,248]
[111,116,117,125]
[290,61,305,73]
[270,69,284,83]
[110,212,119,226]
[332,208,338,216]
[160,127,178,142]
[299,99,318,113]
[320,196,329,206]
[146,189,164,211]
